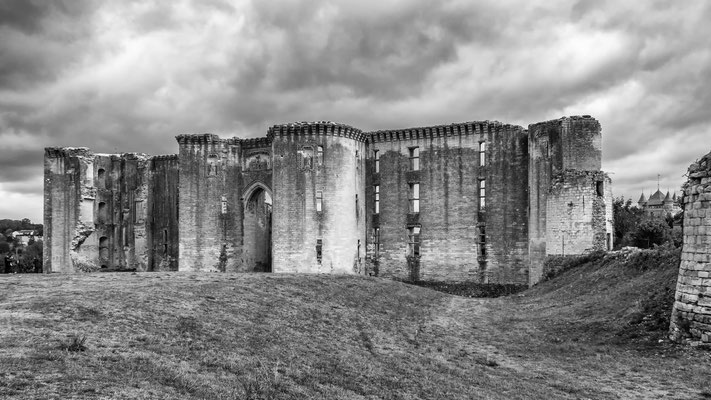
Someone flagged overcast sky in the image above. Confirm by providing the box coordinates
[1,0,710,222]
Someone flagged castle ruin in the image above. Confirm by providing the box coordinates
[43,116,612,285]
[670,150,711,343]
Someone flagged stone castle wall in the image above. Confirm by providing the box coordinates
[528,116,603,284]
[43,148,178,272]
[546,170,612,255]
[670,150,711,343]
[44,115,610,286]
[270,122,366,274]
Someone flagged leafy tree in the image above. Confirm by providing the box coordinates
[632,219,673,249]
[613,197,646,248]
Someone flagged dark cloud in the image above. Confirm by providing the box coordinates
[0,0,710,220]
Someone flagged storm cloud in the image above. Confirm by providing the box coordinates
[1,0,710,221]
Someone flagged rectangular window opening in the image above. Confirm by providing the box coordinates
[316,239,323,264]
[479,179,486,209]
[596,180,604,197]
[316,191,323,212]
[374,185,380,214]
[479,142,486,167]
[355,194,359,219]
[408,226,421,257]
[373,228,380,258]
[317,146,324,166]
[374,150,380,173]
[409,183,420,213]
[409,147,420,171]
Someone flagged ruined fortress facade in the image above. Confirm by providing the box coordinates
[43,115,613,286]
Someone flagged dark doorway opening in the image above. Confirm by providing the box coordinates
[244,187,272,272]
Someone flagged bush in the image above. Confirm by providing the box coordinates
[632,219,672,249]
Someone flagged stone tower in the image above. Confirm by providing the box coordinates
[528,116,612,285]
[269,122,367,274]
[669,150,711,343]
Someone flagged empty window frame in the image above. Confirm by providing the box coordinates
[373,228,380,258]
[134,200,145,224]
[479,142,486,167]
[374,185,380,214]
[99,236,109,260]
[409,147,420,171]
[408,226,421,257]
[302,146,314,169]
[316,239,323,263]
[374,150,380,173]
[409,183,420,213]
[97,168,106,189]
[479,179,486,209]
[316,191,323,212]
[478,226,486,258]
[163,229,168,255]
[596,180,604,197]
[317,146,324,166]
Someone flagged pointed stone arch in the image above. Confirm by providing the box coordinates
[242,181,272,272]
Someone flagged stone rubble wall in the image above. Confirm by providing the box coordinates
[670,150,711,343]
[546,170,611,255]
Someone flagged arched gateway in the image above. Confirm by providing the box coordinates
[242,182,272,272]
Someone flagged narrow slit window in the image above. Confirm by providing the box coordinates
[355,194,359,218]
[373,228,380,258]
[163,229,168,255]
[478,226,486,258]
[409,147,420,171]
[479,179,486,209]
[479,142,486,167]
[374,150,380,173]
[374,185,380,214]
[409,183,420,213]
[317,146,324,166]
[316,191,323,212]
[316,239,323,264]
[408,226,421,257]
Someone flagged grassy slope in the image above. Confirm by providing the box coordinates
[0,250,709,399]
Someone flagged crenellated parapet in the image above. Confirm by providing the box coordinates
[366,121,524,143]
[176,134,222,145]
[267,121,366,142]
[151,154,179,161]
[240,137,272,149]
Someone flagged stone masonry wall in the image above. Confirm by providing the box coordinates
[365,121,529,284]
[148,155,180,271]
[43,148,162,272]
[528,116,602,285]
[546,171,611,255]
[670,150,711,343]
[176,134,245,272]
[44,148,90,273]
[270,122,366,274]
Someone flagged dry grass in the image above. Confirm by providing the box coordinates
[0,254,710,399]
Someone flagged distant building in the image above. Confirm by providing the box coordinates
[637,189,681,218]
[11,230,38,246]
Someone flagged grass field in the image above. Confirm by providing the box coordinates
[1,247,710,399]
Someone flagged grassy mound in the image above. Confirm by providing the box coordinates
[1,253,709,399]
[527,245,681,345]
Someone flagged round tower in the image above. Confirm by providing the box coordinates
[268,122,367,274]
